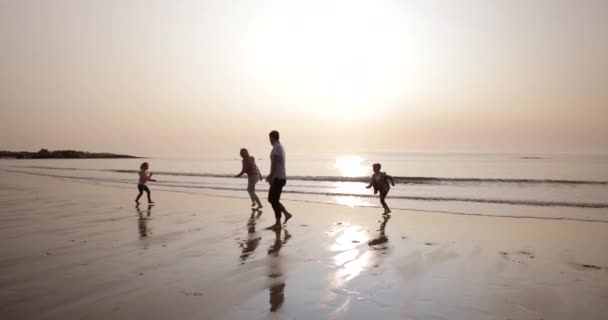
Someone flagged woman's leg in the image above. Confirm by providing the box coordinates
[248,176,263,207]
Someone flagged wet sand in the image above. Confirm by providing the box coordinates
[1,170,607,319]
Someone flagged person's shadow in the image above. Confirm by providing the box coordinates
[267,227,291,312]
[136,204,153,238]
[238,209,262,264]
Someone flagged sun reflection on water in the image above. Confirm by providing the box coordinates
[332,158,372,206]
[335,155,367,177]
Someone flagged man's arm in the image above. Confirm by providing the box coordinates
[266,154,278,183]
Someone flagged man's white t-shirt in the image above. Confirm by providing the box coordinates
[270,142,287,179]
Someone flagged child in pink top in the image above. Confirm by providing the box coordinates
[136,162,156,204]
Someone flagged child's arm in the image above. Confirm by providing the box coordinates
[148,172,157,182]
[365,177,373,189]
[387,174,395,186]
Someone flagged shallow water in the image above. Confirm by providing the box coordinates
[2,153,608,221]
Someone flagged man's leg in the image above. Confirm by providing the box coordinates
[268,182,282,222]
[275,179,291,222]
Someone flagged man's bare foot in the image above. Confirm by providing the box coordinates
[283,212,293,224]
[266,223,282,230]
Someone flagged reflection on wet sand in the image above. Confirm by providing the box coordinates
[368,214,390,249]
[136,204,153,238]
[238,209,262,264]
[324,216,392,316]
[267,227,291,312]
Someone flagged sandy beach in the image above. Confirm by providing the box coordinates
[1,170,607,320]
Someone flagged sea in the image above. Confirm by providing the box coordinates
[2,153,608,222]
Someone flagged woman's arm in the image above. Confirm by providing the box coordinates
[235,160,246,177]
[235,168,245,178]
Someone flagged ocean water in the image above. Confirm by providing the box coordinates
[2,153,608,222]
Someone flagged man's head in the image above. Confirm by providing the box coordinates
[269,130,280,145]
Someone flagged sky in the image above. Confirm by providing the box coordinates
[1,0,607,157]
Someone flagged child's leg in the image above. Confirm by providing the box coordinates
[136,185,144,202]
[144,185,152,202]
[380,191,390,212]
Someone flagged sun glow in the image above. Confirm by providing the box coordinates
[233,0,434,121]
[335,155,367,177]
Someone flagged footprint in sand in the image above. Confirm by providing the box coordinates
[571,263,603,271]
[499,250,535,263]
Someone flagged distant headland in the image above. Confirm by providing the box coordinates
[0,149,140,159]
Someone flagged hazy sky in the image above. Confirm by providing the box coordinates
[1,0,607,157]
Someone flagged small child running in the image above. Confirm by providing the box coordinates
[136,162,156,204]
[366,163,395,214]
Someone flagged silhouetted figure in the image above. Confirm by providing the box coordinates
[267,227,291,312]
[266,130,291,229]
[235,148,264,209]
[135,162,156,204]
[366,163,395,214]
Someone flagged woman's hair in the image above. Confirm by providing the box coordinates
[140,162,149,170]
[240,148,250,158]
